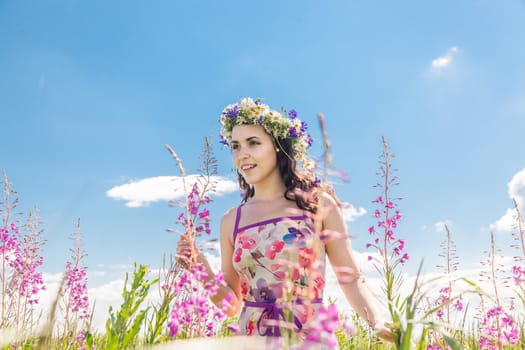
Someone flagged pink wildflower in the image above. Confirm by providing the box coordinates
[480,306,520,348]
[304,304,339,347]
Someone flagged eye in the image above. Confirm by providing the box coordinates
[231,144,239,151]
[249,140,260,146]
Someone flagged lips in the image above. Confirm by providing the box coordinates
[241,164,256,173]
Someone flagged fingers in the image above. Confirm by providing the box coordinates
[375,327,395,343]
[176,237,198,269]
[373,322,396,343]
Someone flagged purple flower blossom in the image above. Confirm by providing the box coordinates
[453,298,463,312]
[304,304,339,347]
[512,265,525,285]
[219,134,229,146]
[366,138,408,275]
[168,266,228,338]
[300,120,308,133]
[480,306,520,348]
[64,262,90,317]
[223,104,239,119]
[288,109,297,119]
[289,126,298,139]
[426,345,450,350]
[373,196,383,204]
[306,134,313,147]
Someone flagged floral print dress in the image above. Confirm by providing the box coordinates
[232,205,332,345]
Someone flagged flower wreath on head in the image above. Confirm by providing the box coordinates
[219,97,314,169]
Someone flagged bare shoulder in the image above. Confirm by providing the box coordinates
[220,206,238,243]
[317,191,346,230]
[318,191,339,210]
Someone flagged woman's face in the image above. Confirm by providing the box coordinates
[231,124,280,186]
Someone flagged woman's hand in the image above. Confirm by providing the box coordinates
[176,235,201,269]
[373,321,395,343]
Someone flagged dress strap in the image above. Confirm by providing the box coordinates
[232,205,242,242]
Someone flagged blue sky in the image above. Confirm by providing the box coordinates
[1,0,525,329]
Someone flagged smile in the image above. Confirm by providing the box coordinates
[241,164,256,172]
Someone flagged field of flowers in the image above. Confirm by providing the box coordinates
[1,130,524,349]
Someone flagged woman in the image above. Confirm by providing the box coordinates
[177,97,393,347]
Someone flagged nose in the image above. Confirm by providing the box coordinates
[234,147,249,161]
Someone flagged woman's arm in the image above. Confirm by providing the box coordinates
[177,207,243,317]
[209,207,243,316]
[320,193,394,342]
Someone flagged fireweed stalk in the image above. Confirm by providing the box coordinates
[1,172,46,333]
[165,139,230,339]
[363,138,465,350]
[366,136,408,345]
[478,231,519,349]
[57,219,91,348]
[426,224,464,349]
[510,199,525,308]
[166,182,231,339]
[435,224,462,324]
[14,208,46,330]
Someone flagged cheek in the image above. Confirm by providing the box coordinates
[231,153,242,166]
[260,146,277,162]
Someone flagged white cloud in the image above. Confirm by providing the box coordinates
[42,271,65,283]
[341,202,367,222]
[431,47,459,69]
[492,168,525,232]
[106,175,238,208]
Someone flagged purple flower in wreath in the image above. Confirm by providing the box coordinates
[219,134,229,146]
[288,109,297,119]
[223,104,239,119]
[252,278,276,303]
[300,120,308,133]
[289,126,298,139]
[306,134,313,147]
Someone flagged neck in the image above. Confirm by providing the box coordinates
[250,174,287,202]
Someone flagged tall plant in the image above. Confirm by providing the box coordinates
[56,219,91,349]
[105,263,157,350]
[510,199,525,308]
[365,136,408,346]
[0,172,46,336]
[164,138,231,339]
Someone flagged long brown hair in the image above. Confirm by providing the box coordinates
[237,136,320,213]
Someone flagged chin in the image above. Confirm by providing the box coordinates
[244,178,259,186]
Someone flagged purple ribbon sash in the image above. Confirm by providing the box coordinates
[243,298,322,337]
